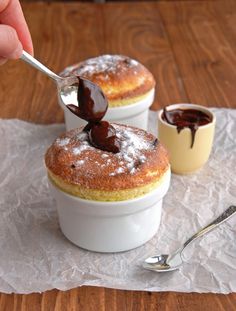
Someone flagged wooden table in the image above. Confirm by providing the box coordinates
[0,1,235,310]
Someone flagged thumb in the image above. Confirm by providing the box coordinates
[0,24,23,61]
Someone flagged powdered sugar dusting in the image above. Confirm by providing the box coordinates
[116,167,124,174]
[113,125,154,175]
[56,137,70,147]
[57,124,156,177]
[76,131,88,141]
[68,131,92,156]
[72,144,92,155]
[109,167,125,177]
[76,160,85,166]
[62,55,140,77]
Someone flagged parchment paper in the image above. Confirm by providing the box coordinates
[0,108,235,294]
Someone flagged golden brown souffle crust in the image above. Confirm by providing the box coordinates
[60,55,156,106]
[45,124,169,201]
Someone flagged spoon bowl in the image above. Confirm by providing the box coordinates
[143,205,236,272]
[143,252,182,272]
[59,83,78,107]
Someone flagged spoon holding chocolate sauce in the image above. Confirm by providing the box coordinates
[67,77,121,153]
[20,50,121,153]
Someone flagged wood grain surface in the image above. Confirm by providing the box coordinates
[159,0,236,108]
[0,1,235,310]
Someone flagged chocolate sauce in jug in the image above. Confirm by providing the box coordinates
[162,107,212,148]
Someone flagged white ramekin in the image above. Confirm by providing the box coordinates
[48,167,170,253]
[58,89,155,131]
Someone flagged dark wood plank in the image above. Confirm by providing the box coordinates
[103,1,189,109]
[159,0,236,108]
[1,289,236,311]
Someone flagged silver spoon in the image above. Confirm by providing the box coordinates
[20,50,79,106]
[143,205,236,272]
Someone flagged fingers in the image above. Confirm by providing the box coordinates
[0,24,22,60]
[0,0,33,55]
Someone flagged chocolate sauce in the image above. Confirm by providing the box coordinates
[66,77,120,153]
[162,107,212,148]
[89,121,120,153]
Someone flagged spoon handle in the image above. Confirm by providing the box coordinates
[182,205,236,251]
[20,50,62,82]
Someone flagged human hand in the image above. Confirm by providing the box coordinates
[0,0,33,65]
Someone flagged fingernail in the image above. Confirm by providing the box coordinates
[9,42,23,59]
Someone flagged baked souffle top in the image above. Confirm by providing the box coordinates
[60,55,156,106]
[45,124,169,192]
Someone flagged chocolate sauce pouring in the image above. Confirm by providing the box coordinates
[19,51,120,153]
[66,77,120,153]
[162,107,212,148]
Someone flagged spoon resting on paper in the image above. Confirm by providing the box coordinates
[143,205,236,272]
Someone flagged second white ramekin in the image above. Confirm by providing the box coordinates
[58,89,155,131]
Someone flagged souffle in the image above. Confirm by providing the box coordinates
[45,124,169,201]
[60,54,156,107]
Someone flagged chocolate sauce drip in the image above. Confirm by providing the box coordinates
[67,77,108,122]
[66,77,120,153]
[88,121,120,153]
[153,138,159,147]
[162,107,212,148]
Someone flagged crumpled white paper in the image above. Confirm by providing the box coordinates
[0,108,235,294]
